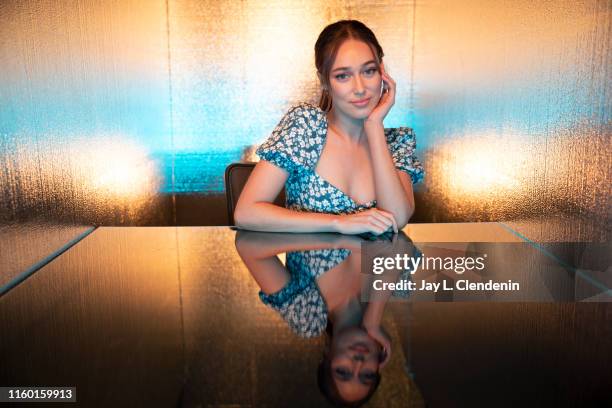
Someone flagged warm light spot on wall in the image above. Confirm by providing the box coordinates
[2,134,161,223]
[242,3,321,106]
[428,133,530,216]
[71,138,158,201]
[439,135,524,199]
[423,121,608,224]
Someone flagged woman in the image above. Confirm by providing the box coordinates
[235,19,424,235]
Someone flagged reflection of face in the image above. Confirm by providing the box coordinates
[330,326,382,401]
[328,39,383,121]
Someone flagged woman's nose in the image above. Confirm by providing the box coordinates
[353,353,365,362]
[353,76,365,95]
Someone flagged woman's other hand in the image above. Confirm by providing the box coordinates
[365,62,396,126]
[333,208,398,235]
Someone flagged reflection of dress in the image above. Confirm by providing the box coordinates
[259,243,419,338]
[256,102,424,215]
[259,248,350,338]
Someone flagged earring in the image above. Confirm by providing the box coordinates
[321,88,332,112]
[325,92,332,112]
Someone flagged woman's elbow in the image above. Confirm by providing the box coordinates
[397,207,415,230]
[233,203,251,229]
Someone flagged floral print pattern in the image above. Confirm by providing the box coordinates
[256,102,424,215]
[258,245,417,338]
[259,249,351,338]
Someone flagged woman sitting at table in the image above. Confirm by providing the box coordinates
[234,20,424,236]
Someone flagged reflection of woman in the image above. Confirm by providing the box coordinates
[235,230,416,406]
[235,20,424,236]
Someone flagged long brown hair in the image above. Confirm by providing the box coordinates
[314,20,385,112]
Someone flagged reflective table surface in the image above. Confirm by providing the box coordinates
[0,224,610,407]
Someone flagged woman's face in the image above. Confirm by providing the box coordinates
[327,39,383,120]
[329,326,382,401]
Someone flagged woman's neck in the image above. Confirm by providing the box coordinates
[327,108,366,143]
[329,297,363,335]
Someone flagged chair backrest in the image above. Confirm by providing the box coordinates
[224,162,286,225]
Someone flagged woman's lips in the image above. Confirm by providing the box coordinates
[351,97,371,107]
[349,342,370,353]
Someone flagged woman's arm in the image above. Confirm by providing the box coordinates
[364,123,415,228]
[234,230,365,257]
[363,63,415,228]
[235,238,290,295]
[234,160,398,234]
[235,230,363,295]
[361,233,417,368]
[234,160,340,232]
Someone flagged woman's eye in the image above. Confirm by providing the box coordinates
[335,368,351,379]
[359,371,377,384]
[363,371,377,380]
[335,68,377,80]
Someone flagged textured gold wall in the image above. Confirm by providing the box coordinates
[166,0,414,189]
[0,0,172,288]
[411,0,610,241]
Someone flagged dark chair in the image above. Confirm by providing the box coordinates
[224,162,286,225]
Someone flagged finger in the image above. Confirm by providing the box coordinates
[381,68,394,82]
[378,210,398,233]
[369,220,388,235]
[377,331,392,367]
[360,213,387,234]
[366,218,388,235]
[381,69,395,85]
[386,78,396,97]
[383,77,396,97]
[373,209,398,233]
[368,212,393,233]
[379,92,391,105]
[381,78,396,105]
[380,346,391,368]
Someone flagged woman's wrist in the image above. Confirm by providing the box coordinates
[330,214,342,233]
[363,118,384,131]
[364,121,385,142]
[362,317,380,331]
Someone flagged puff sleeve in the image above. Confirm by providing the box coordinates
[258,247,350,338]
[385,127,425,184]
[255,103,321,175]
[259,273,327,338]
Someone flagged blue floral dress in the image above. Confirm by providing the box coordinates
[259,248,351,338]
[255,102,424,215]
[254,103,424,337]
[257,240,419,338]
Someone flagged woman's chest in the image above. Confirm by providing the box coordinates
[312,136,376,205]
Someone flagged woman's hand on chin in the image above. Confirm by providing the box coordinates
[364,323,392,368]
[332,208,398,235]
[365,62,396,126]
